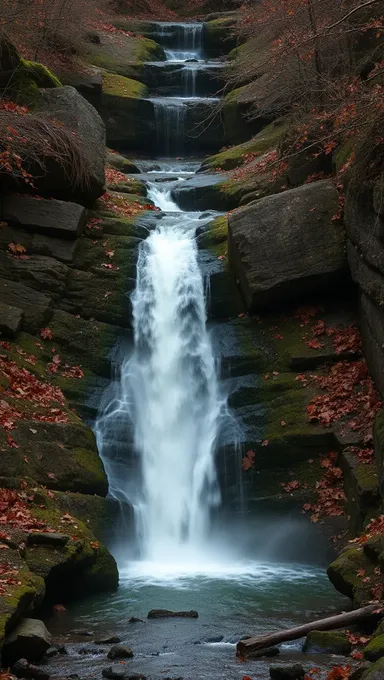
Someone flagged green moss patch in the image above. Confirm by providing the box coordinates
[102,71,147,98]
[304,630,351,655]
[201,119,288,172]
[364,634,384,662]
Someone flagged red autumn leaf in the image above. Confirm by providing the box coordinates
[40,328,53,340]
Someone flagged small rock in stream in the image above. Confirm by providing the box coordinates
[270,664,305,680]
[128,618,143,624]
[107,645,134,660]
[45,645,67,658]
[205,635,224,643]
[95,636,121,644]
[249,646,280,659]
[12,659,50,680]
[147,609,198,619]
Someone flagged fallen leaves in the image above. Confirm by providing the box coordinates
[242,449,256,471]
[307,359,381,440]
[40,327,53,340]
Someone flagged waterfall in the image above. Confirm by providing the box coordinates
[152,99,187,156]
[131,213,221,561]
[183,65,197,97]
[96,182,223,563]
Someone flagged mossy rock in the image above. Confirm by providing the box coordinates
[200,119,288,172]
[304,630,351,655]
[0,564,45,647]
[106,152,141,173]
[102,71,148,98]
[198,215,228,256]
[49,309,119,378]
[328,546,377,605]
[364,634,384,662]
[360,655,384,679]
[203,17,238,56]
[85,31,164,76]
[0,421,108,496]
[53,492,121,545]
[0,57,61,104]
[24,491,118,599]
[107,178,147,196]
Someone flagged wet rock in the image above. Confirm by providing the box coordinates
[107,645,134,660]
[269,664,305,680]
[304,630,351,655]
[3,619,52,665]
[147,609,198,619]
[95,635,121,644]
[0,301,23,338]
[128,617,143,624]
[248,646,280,659]
[12,659,50,680]
[205,635,224,643]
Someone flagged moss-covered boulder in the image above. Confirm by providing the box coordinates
[360,656,384,679]
[85,30,165,76]
[0,420,108,496]
[303,631,351,655]
[327,545,377,605]
[0,37,61,103]
[97,71,155,149]
[199,119,288,172]
[106,151,140,174]
[364,634,384,662]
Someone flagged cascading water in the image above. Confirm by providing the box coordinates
[129,193,223,562]
[151,99,187,156]
[96,178,225,566]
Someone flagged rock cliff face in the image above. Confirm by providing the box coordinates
[228,181,348,310]
[0,38,162,657]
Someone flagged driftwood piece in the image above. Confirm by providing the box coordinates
[237,604,381,657]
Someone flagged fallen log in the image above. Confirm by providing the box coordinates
[236,604,381,657]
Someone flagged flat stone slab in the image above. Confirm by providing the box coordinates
[1,195,87,238]
[0,277,52,333]
[0,301,23,338]
[27,532,69,547]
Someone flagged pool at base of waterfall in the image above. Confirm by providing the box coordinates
[44,561,347,680]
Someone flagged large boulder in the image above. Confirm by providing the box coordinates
[228,180,347,310]
[34,86,106,206]
[2,619,52,665]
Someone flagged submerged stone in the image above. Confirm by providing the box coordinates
[147,609,199,619]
